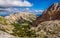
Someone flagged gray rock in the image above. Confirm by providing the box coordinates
[0,31,19,38]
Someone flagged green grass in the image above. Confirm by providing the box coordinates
[11,21,36,37]
[0,16,7,25]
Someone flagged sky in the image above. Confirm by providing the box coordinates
[0,0,60,16]
[28,0,60,10]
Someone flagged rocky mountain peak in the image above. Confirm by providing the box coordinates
[47,3,60,12]
[32,3,60,27]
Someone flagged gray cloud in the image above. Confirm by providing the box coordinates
[0,0,33,7]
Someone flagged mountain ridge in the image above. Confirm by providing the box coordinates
[32,3,60,27]
[5,12,36,24]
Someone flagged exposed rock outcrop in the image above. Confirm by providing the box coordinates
[5,12,36,24]
[0,31,19,38]
[32,3,60,27]
[33,20,60,38]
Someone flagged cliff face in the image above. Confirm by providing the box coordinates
[32,3,60,27]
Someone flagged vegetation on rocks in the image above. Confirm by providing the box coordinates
[0,16,7,25]
[11,21,36,37]
[34,20,60,38]
[0,13,37,37]
[0,12,60,38]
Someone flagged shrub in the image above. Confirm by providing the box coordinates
[11,21,36,37]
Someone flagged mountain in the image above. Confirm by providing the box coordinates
[31,20,60,38]
[32,3,60,27]
[5,12,36,24]
[0,3,60,37]
[0,12,36,32]
[0,12,37,37]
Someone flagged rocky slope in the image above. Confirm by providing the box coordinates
[0,30,19,38]
[0,12,37,37]
[31,20,60,38]
[0,12,36,33]
[32,3,60,27]
[5,12,36,24]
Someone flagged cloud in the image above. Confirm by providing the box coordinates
[0,0,33,7]
[35,10,44,12]
[25,8,30,10]
[31,10,44,15]
[0,7,20,15]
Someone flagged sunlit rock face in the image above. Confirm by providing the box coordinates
[32,3,60,27]
[5,12,36,24]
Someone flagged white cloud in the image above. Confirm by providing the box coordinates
[35,10,39,12]
[0,0,33,7]
[38,10,44,12]
[35,10,44,12]
[25,8,29,10]
[33,10,44,14]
